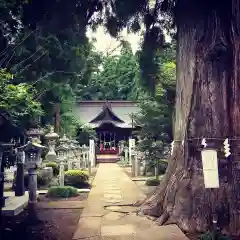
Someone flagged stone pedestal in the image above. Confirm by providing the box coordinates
[28,168,37,203]
[59,162,64,186]
[15,151,25,196]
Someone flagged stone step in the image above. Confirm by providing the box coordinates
[97,154,120,163]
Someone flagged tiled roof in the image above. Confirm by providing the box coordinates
[74,101,140,128]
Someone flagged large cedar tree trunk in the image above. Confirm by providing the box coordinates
[139,0,240,236]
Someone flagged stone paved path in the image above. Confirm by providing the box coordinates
[72,163,189,240]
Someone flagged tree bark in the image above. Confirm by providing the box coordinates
[139,0,240,236]
[55,102,60,134]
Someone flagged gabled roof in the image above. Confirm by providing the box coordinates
[74,100,140,129]
[90,103,124,123]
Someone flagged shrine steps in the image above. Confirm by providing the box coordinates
[96,154,120,163]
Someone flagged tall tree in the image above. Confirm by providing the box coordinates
[102,0,240,236]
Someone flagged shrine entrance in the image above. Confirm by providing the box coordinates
[98,131,117,153]
[96,123,131,155]
[78,101,138,162]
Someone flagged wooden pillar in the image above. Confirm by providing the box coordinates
[109,132,112,149]
[103,132,105,149]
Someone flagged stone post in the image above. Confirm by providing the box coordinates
[87,145,91,175]
[135,152,141,177]
[131,150,136,177]
[129,139,135,166]
[59,161,64,186]
[28,168,37,202]
[89,139,95,167]
[124,146,128,165]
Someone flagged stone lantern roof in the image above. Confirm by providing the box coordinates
[45,126,59,140]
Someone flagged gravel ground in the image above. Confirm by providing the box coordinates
[1,166,99,240]
[1,203,83,240]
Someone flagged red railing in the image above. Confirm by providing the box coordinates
[99,148,119,154]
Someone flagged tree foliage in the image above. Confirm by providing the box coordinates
[0,69,42,128]
[75,40,143,101]
[135,42,176,163]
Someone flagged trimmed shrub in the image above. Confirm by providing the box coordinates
[145,178,160,186]
[45,162,59,176]
[64,170,89,188]
[47,186,79,198]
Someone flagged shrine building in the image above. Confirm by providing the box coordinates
[74,100,140,162]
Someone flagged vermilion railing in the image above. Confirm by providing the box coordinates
[99,148,119,154]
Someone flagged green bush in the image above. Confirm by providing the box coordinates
[12,169,53,190]
[47,186,79,198]
[45,162,59,176]
[200,232,232,240]
[145,178,160,186]
[64,170,89,188]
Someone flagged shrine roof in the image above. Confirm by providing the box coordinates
[74,100,140,128]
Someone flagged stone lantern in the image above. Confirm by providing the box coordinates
[26,127,44,144]
[59,134,69,145]
[56,144,68,186]
[59,134,70,168]
[44,126,59,162]
[19,140,46,202]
